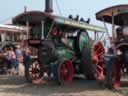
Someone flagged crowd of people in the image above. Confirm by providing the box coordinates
[3,44,31,76]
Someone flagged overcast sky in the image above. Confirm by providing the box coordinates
[0,0,127,21]
[0,0,128,36]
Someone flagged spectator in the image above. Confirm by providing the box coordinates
[104,37,116,88]
[4,47,16,75]
[3,47,11,74]
[15,45,22,75]
[23,45,31,81]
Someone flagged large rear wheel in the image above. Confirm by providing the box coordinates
[91,41,105,80]
[81,40,94,79]
[81,41,104,80]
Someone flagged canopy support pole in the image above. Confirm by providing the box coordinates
[112,10,115,41]
[102,18,110,37]
[26,21,29,39]
[41,21,44,39]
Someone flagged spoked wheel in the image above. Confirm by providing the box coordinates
[105,59,121,89]
[27,59,43,84]
[53,59,74,85]
[91,41,105,80]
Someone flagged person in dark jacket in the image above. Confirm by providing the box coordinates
[23,45,31,81]
[104,37,116,88]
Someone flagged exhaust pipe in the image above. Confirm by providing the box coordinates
[45,0,53,13]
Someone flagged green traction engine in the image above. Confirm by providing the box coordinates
[13,11,105,85]
[96,4,128,89]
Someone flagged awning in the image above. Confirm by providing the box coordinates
[0,24,30,33]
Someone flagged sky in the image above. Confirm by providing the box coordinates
[0,0,128,36]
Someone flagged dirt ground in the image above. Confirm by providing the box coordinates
[0,64,127,96]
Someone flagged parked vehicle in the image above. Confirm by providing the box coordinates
[96,4,128,89]
[13,0,105,85]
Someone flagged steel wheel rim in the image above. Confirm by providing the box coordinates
[91,41,105,80]
[58,60,74,85]
[29,60,43,82]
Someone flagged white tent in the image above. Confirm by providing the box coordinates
[0,24,30,33]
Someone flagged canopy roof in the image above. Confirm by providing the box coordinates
[13,11,53,25]
[96,5,128,25]
[13,11,105,32]
[54,16,105,32]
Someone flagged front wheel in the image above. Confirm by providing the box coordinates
[53,59,74,85]
[25,59,43,84]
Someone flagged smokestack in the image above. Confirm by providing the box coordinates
[24,6,27,12]
[45,0,53,13]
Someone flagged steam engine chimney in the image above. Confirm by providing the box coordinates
[45,0,53,13]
